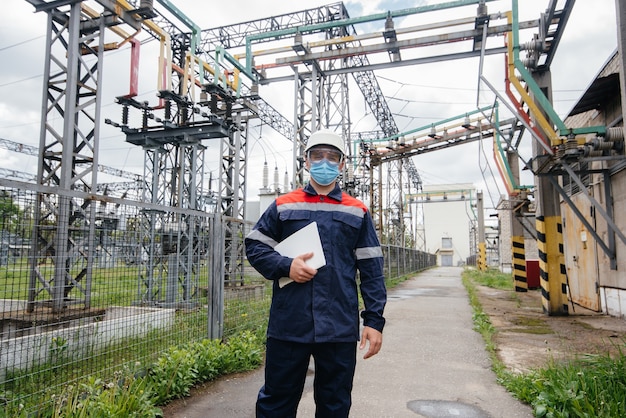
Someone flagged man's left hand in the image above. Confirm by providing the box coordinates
[359,326,383,359]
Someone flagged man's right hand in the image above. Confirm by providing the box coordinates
[289,252,318,284]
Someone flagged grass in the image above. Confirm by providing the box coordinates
[463,267,515,290]
[0,267,269,417]
[3,330,266,417]
[501,349,626,417]
[463,267,626,418]
[0,256,425,416]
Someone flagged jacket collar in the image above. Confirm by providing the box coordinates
[304,182,343,201]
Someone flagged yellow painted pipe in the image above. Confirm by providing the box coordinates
[505,12,560,146]
[492,139,514,195]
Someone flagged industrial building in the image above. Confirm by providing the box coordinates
[562,51,626,317]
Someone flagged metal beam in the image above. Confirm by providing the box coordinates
[0,137,141,181]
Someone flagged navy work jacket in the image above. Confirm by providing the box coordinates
[245,183,386,343]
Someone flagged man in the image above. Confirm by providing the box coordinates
[245,129,387,418]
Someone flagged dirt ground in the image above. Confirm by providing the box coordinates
[476,285,626,374]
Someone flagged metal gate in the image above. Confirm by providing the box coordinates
[562,193,601,311]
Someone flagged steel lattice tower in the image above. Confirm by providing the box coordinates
[27,1,105,312]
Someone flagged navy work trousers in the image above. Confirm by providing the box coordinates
[256,337,357,418]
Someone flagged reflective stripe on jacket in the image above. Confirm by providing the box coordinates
[245,183,386,343]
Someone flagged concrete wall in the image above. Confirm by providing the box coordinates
[563,51,626,318]
[0,306,175,380]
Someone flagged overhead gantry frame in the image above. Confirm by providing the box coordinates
[24,0,623,317]
[24,0,238,311]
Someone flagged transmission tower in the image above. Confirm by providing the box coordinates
[26,0,106,313]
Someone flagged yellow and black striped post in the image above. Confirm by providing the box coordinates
[477,191,486,271]
[478,242,487,271]
[512,235,527,292]
[536,215,568,314]
[529,67,568,316]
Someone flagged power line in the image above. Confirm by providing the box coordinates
[0,35,44,52]
[0,74,41,88]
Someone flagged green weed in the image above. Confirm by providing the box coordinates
[463,268,626,418]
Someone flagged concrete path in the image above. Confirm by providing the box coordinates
[165,267,533,417]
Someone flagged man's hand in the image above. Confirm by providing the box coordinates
[289,252,318,284]
[359,326,383,359]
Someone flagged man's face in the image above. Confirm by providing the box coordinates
[305,146,344,170]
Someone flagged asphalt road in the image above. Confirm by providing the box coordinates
[165,267,533,417]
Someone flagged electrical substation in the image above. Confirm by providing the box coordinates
[0,0,625,413]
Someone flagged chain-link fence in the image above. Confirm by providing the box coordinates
[0,180,434,415]
[382,244,437,279]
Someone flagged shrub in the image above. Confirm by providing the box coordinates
[11,330,265,417]
[148,347,198,405]
[49,373,162,417]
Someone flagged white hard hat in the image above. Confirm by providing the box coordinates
[304,129,345,155]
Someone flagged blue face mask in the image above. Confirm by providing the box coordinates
[309,159,340,186]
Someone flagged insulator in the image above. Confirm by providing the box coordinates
[273,165,279,189]
[565,135,578,151]
[182,107,188,124]
[385,12,394,31]
[210,95,217,113]
[521,39,544,52]
[477,3,488,17]
[294,32,303,48]
[226,101,233,119]
[583,146,602,157]
[262,161,268,188]
[522,56,537,69]
[594,140,614,151]
[164,100,171,119]
[555,146,564,159]
[140,0,153,10]
[605,126,625,142]
[283,170,289,192]
[122,106,129,125]
[590,137,602,148]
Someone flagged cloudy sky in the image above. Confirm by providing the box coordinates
[0,0,619,214]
